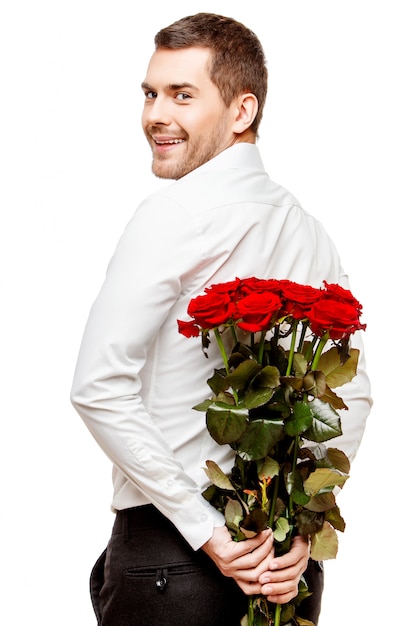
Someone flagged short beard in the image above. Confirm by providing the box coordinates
[149,118,230,180]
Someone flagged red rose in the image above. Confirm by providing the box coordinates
[238,277,282,297]
[307,297,366,340]
[177,319,200,338]
[205,278,242,298]
[235,291,283,332]
[278,280,322,320]
[322,282,363,312]
[187,290,235,329]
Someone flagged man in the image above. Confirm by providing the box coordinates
[71,13,371,626]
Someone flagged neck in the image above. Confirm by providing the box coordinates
[233,129,257,145]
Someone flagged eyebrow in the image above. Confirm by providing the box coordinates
[141,81,200,92]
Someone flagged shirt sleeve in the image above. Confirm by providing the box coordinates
[70,194,225,550]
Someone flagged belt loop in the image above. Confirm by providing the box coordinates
[122,510,130,542]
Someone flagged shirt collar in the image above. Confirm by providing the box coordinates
[183,143,266,180]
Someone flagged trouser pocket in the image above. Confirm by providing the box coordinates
[125,561,202,594]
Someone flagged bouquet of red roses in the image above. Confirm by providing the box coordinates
[178,277,366,626]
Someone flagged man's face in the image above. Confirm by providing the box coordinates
[141,47,238,180]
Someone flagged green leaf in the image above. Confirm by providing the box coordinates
[304,467,348,496]
[304,491,336,512]
[310,521,339,560]
[215,391,236,405]
[236,419,285,461]
[303,370,327,398]
[254,365,281,389]
[225,359,261,390]
[258,456,279,480]
[318,347,359,388]
[192,399,213,412]
[316,346,341,376]
[206,404,248,445]
[207,368,228,395]
[284,400,313,436]
[228,350,247,369]
[325,505,346,532]
[320,385,348,411]
[201,484,217,503]
[266,387,292,416]
[242,386,275,409]
[204,460,235,491]
[295,509,324,536]
[280,375,304,392]
[273,516,290,542]
[287,469,310,505]
[293,576,313,608]
[293,351,308,377]
[280,603,296,624]
[241,508,269,535]
[327,447,350,474]
[303,398,342,442]
[225,498,244,532]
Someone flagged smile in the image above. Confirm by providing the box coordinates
[153,138,185,145]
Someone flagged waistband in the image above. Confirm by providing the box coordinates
[113,505,175,538]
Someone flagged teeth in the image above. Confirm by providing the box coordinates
[155,139,184,144]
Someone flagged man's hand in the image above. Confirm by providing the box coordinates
[258,534,310,604]
[201,525,274,595]
[202,527,310,603]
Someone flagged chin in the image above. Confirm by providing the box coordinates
[152,160,187,180]
[151,160,170,179]
[152,166,176,180]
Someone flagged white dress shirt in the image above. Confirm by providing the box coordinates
[71,143,372,550]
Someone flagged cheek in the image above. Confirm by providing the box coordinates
[141,108,148,132]
[186,103,229,137]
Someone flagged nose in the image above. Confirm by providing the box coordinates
[142,95,172,127]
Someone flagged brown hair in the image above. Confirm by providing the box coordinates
[154,13,268,135]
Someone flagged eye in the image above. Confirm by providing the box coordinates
[144,90,157,100]
[175,92,191,101]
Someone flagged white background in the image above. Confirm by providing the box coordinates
[1,1,415,624]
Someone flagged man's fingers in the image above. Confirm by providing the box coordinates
[256,534,310,603]
[202,525,274,581]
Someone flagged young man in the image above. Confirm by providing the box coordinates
[71,13,371,626]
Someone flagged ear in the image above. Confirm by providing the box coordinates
[232,93,259,134]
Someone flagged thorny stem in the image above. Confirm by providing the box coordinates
[296,320,308,353]
[303,334,319,364]
[231,323,239,346]
[310,331,330,371]
[257,330,267,365]
[285,320,298,376]
[214,328,230,373]
[288,434,300,520]
[268,473,280,528]
[247,597,254,625]
[274,602,281,626]
[214,328,239,404]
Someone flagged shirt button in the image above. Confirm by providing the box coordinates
[200,514,208,522]
[167,480,174,487]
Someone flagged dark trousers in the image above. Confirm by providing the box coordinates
[90,505,323,626]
